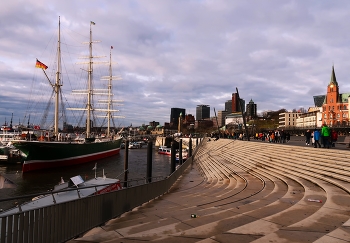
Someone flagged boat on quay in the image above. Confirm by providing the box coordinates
[12,18,124,172]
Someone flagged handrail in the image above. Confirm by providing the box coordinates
[0,176,166,205]
[0,138,204,243]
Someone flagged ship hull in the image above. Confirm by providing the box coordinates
[12,138,122,172]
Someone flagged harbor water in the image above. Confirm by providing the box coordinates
[0,146,171,210]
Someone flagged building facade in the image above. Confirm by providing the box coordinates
[246,99,257,119]
[217,110,229,127]
[225,100,232,112]
[278,112,300,128]
[196,105,210,120]
[321,66,350,126]
[183,114,195,125]
[232,93,245,113]
[295,107,323,128]
[225,113,243,126]
[170,108,186,127]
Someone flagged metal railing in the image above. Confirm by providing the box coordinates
[0,139,202,243]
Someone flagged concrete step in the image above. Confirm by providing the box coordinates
[70,138,350,242]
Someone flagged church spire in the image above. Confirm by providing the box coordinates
[329,65,338,86]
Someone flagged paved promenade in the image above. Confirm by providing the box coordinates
[70,138,350,242]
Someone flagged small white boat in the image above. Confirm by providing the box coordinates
[158,146,171,155]
[176,149,188,162]
[0,171,121,216]
[129,142,141,149]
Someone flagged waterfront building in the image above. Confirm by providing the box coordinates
[194,119,213,129]
[183,114,195,125]
[149,121,159,127]
[278,112,300,128]
[170,108,186,128]
[320,66,350,126]
[246,99,257,120]
[211,117,219,129]
[196,105,210,120]
[217,110,229,127]
[295,107,323,128]
[225,100,232,112]
[225,113,243,127]
[232,93,245,113]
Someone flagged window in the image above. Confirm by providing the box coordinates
[337,113,340,118]
[324,114,327,118]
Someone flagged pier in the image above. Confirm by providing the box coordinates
[69,138,350,242]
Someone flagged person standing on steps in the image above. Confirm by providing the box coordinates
[313,129,321,148]
[321,123,331,148]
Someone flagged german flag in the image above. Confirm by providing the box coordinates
[35,59,48,69]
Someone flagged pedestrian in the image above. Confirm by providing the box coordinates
[275,130,280,143]
[286,132,290,142]
[280,129,286,143]
[321,123,331,148]
[305,129,311,145]
[313,129,321,148]
[331,129,338,147]
[269,131,275,143]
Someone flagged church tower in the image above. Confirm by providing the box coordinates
[326,65,339,104]
[323,65,341,126]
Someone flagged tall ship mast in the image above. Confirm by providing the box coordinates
[12,19,123,173]
[98,47,124,137]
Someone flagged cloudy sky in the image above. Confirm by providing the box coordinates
[1,0,350,128]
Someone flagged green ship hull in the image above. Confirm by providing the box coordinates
[12,138,122,172]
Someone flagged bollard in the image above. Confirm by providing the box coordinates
[123,140,129,188]
[146,141,153,183]
[196,138,198,147]
[179,139,183,165]
[170,142,176,174]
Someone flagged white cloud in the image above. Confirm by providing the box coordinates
[1,0,350,127]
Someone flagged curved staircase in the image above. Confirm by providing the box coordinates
[70,139,350,242]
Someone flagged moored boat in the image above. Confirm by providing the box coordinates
[0,169,121,216]
[158,146,171,155]
[15,139,122,172]
[12,18,123,172]
[176,149,188,162]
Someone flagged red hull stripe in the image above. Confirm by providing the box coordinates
[22,148,120,172]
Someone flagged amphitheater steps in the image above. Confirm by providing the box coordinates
[70,138,350,243]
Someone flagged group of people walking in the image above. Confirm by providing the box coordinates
[254,130,291,143]
[304,124,338,148]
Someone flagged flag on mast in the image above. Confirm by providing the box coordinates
[91,21,96,25]
[35,59,48,69]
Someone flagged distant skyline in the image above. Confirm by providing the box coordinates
[1,1,350,128]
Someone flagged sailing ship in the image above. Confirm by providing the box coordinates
[12,18,123,172]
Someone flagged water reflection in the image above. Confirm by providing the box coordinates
[0,147,171,199]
